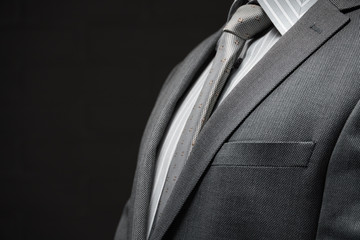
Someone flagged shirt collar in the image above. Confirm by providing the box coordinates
[228,0,318,35]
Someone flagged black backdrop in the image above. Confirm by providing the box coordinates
[1,0,231,239]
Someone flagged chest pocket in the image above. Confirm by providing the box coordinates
[212,141,316,167]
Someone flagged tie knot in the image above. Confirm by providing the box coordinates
[223,4,272,40]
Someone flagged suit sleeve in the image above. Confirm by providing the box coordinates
[114,198,130,240]
[158,61,183,93]
[316,98,360,239]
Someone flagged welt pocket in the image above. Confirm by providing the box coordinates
[212,141,316,167]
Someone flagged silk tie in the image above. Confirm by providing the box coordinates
[153,3,272,226]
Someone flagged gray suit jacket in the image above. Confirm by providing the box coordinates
[115,0,360,239]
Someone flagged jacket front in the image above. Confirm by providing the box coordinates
[115,0,360,239]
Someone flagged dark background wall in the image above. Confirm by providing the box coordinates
[1,0,231,239]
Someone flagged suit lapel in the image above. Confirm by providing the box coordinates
[130,29,221,239]
[329,0,360,10]
[149,0,350,239]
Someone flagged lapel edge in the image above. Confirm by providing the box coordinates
[329,0,360,11]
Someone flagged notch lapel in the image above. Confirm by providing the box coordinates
[129,29,221,239]
[149,0,350,239]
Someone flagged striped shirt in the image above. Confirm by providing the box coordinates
[147,0,318,236]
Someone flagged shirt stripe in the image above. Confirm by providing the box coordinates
[258,0,317,34]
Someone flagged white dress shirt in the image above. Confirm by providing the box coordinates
[147,0,318,236]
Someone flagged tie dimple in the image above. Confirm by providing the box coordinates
[150,3,272,232]
[224,4,272,40]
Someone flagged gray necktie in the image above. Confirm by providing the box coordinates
[153,3,272,226]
